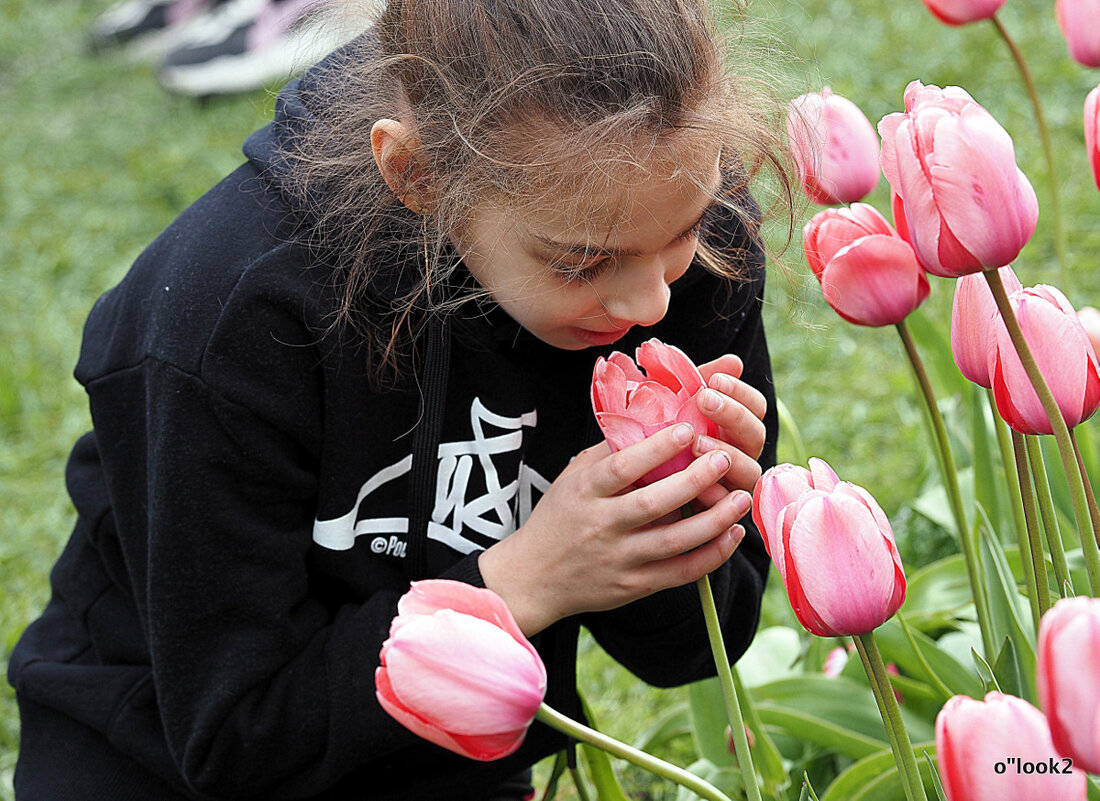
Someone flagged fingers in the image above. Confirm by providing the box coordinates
[589,422,696,495]
[698,354,744,382]
[611,448,736,528]
[631,489,752,562]
[696,378,767,465]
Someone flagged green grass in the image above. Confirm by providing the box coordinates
[3,0,1099,797]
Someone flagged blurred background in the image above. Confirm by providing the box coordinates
[2,0,1098,797]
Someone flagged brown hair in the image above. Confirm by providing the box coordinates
[283,0,796,385]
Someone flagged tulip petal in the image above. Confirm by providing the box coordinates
[950,267,1020,388]
[608,351,646,384]
[395,581,528,648]
[625,381,681,427]
[591,358,628,415]
[383,612,545,735]
[594,412,646,453]
[636,339,705,397]
[807,457,840,490]
[820,234,929,326]
[928,107,1038,269]
[786,493,900,635]
[1039,598,1100,773]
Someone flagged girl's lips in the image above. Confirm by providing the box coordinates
[574,326,631,346]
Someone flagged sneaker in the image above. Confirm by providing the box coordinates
[88,0,226,57]
[157,0,358,96]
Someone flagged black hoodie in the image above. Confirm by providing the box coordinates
[8,44,777,801]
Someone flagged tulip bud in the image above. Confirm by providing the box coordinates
[1078,305,1100,357]
[988,285,1100,435]
[753,459,905,637]
[725,724,756,755]
[823,645,851,678]
[591,339,717,485]
[1086,86,1100,192]
[787,87,881,206]
[1057,0,1100,67]
[919,0,1007,25]
[376,580,547,760]
[950,265,1023,388]
[936,692,1086,801]
[803,203,930,326]
[879,80,1038,277]
[1037,597,1100,775]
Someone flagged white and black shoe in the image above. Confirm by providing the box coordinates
[156,0,360,97]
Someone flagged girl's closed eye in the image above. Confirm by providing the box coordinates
[546,252,614,284]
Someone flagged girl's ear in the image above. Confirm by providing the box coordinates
[371,119,432,214]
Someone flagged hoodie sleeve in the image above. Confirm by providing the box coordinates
[70,208,553,799]
[580,209,778,688]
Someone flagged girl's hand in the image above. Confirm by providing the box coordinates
[478,423,751,637]
[693,354,768,496]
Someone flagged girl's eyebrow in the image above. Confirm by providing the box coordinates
[531,206,711,257]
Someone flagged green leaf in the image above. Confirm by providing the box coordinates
[978,523,1037,703]
[753,676,934,760]
[801,771,822,801]
[990,636,1027,701]
[821,743,939,801]
[921,748,948,801]
[688,678,735,768]
[733,666,790,798]
[576,693,632,801]
[737,625,802,688]
[540,750,568,801]
[969,648,1002,694]
[874,618,984,700]
[674,758,743,801]
[905,307,969,401]
[632,702,690,753]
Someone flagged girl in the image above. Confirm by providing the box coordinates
[9,0,790,798]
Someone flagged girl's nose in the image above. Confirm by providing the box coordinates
[602,255,676,328]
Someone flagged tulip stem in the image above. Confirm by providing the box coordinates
[989,391,1033,574]
[1071,430,1100,550]
[1025,435,1073,599]
[984,269,1100,595]
[1011,431,1050,626]
[896,320,994,658]
[990,13,1068,289]
[852,632,928,801]
[696,574,763,801]
[535,703,734,801]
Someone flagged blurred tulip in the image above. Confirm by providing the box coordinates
[752,459,905,637]
[803,203,930,326]
[725,724,756,755]
[1079,305,1100,356]
[950,265,1022,388]
[1086,86,1100,191]
[936,692,1086,801]
[1058,0,1100,67]
[376,580,546,760]
[1038,597,1100,775]
[919,0,1007,25]
[988,285,1100,435]
[591,339,717,485]
[879,80,1038,277]
[788,87,881,205]
[823,645,850,677]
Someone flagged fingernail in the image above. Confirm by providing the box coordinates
[696,434,720,453]
[672,423,694,445]
[710,451,731,471]
[730,524,746,546]
[710,373,733,394]
[731,491,751,517]
[701,389,723,412]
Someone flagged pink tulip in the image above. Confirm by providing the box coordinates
[788,87,881,205]
[1079,305,1100,356]
[376,580,547,760]
[803,203,930,326]
[988,284,1100,435]
[1086,86,1100,192]
[920,0,1007,25]
[950,265,1023,388]
[1038,597,1100,775]
[1058,0,1100,67]
[752,459,905,637]
[879,81,1039,277]
[936,692,1086,801]
[591,339,717,485]
[823,645,851,678]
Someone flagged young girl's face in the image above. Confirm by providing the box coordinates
[452,146,722,350]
